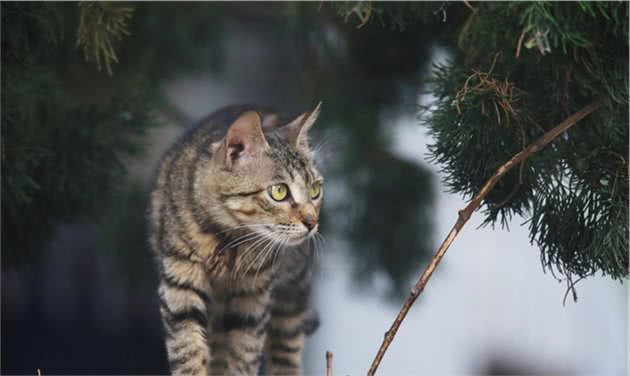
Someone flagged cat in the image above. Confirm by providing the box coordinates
[148,103,324,376]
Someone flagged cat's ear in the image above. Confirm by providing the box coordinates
[218,111,269,167]
[281,101,321,150]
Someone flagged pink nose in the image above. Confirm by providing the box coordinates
[302,217,318,231]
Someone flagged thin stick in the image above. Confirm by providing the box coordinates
[462,0,477,13]
[516,29,527,58]
[326,351,333,376]
[367,99,603,376]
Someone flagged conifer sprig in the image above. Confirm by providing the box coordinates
[77,2,133,75]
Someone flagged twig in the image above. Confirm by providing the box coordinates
[515,29,527,58]
[356,1,372,29]
[326,351,333,376]
[562,273,591,306]
[462,0,477,13]
[366,99,603,376]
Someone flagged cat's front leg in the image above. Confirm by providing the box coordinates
[265,257,314,376]
[223,274,273,375]
[158,255,212,376]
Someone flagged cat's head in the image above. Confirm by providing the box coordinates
[206,103,323,247]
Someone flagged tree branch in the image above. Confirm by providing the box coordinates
[367,99,604,375]
[326,351,333,376]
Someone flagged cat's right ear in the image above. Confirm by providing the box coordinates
[217,111,269,168]
[280,101,321,151]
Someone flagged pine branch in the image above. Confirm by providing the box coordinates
[367,99,603,376]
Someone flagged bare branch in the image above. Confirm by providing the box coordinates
[356,1,372,29]
[326,351,333,376]
[367,99,603,375]
[462,0,477,14]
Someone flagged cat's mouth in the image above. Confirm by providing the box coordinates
[284,227,318,247]
[256,224,317,247]
[284,235,308,247]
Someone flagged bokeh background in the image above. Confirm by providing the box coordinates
[2,2,627,375]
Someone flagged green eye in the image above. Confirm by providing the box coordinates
[309,184,321,199]
[269,184,289,201]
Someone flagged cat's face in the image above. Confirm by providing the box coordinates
[208,104,323,247]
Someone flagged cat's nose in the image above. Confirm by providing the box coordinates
[302,217,318,231]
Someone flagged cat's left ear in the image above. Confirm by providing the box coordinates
[281,101,321,150]
[217,111,270,168]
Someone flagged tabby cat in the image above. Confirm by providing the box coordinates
[148,103,324,376]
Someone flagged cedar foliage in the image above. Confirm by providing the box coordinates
[1,2,221,266]
[76,2,133,75]
[1,3,157,265]
[337,1,629,284]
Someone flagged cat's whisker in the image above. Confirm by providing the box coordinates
[266,236,287,289]
[314,231,326,247]
[264,234,290,289]
[311,135,331,154]
[228,230,274,249]
[309,236,319,267]
[309,236,318,267]
[312,139,340,163]
[222,233,271,272]
[312,135,339,158]
[210,225,274,265]
[212,231,267,263]
[253,234,285,288]
[235,231,280,277]
[314,232,324,266]
[208,232,264,263]
[271,235,290,273]
[271,237,285,274]
[233,232,277,278]
[241,233,279,279]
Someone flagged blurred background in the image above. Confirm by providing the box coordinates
[1,2,627,375]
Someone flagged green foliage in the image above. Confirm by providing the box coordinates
[1,2,222,267]
[77,2,133,75]
[330,1,453,31]
[421,2,628,282]
[2,65,163,266]
[333,1,628,284]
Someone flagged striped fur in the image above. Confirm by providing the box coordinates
[148,104,323,375]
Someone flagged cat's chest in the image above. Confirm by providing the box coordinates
[209,242,309,291]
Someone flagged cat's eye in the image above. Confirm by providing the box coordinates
[309,184,321,199]
[269,183,289,201]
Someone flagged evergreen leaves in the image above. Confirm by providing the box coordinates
[1,2,223,268]
[77,2,133,75]
[329,1,628,285]
[0,2,221,266]
[422,2,628,282]
[1,3,160,266]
